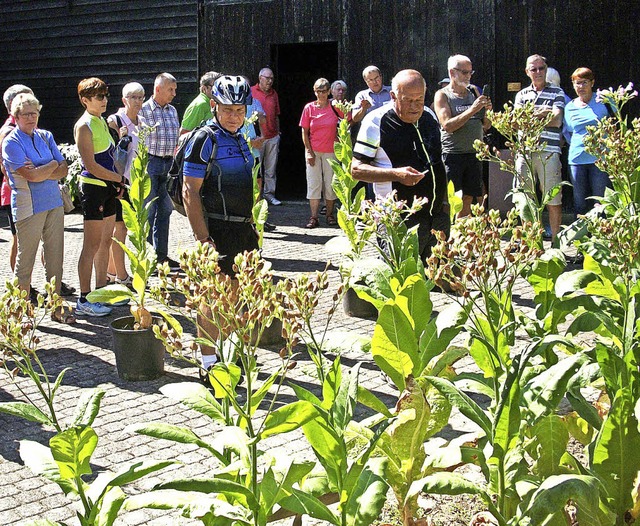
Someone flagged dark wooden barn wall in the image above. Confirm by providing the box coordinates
[201,0,640,108]
[0,0,198,143]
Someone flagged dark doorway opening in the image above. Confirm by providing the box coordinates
[272,42,338,199]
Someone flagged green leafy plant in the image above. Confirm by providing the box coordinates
[474,102,566,247]
[58,142,82,205]
[87,126,178,332]
[583,83,640,208]
[125,249,338,525]
[0,279,172,526]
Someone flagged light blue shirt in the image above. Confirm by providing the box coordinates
[354,85,392,114]
[242,99,265,159]
[2,127,64,222]
[564,96,609,165]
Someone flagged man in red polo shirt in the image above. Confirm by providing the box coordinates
[251,67,282,206]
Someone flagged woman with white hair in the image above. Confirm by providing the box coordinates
[105,82,146,288]
[1,93,74,323]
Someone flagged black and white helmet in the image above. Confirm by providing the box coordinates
[212,75,252,105]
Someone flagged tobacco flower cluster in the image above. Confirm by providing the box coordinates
[584,83,640,205]
[426,207,543,298]
[583,209,640,281]
[153,244,331,363]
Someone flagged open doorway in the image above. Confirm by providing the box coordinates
[272,42,338,199]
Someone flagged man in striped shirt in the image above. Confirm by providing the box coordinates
[140,72,180,267]
[514,54,566,241]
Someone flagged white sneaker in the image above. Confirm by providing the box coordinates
[265,194,282,206]
[76,299,113,317]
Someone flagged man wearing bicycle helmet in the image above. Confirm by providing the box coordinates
[182,75,257,276]
[181,75,258,377]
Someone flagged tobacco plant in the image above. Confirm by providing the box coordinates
[418,209,608,525]
[474,102,566,246]
[127,248,374,525]
[0,280,172,526]
[583,83,640,208]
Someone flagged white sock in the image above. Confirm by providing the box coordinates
[201,354,219,369]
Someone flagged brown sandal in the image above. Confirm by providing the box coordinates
[326,214,337,226]
[306,216,319,229]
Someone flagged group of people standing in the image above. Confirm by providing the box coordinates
[0,54,613,329]
[0,67,283,322]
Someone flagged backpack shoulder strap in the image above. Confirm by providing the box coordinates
[201,125,218,179]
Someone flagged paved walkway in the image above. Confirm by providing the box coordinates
[0,202,536,525]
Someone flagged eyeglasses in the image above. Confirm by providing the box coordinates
[572,80,591,86]
[19,112,39,119]
[126,95,145,101]
[366,75,381,83]
[315,88,329,93]
[454,68,475,76]
[260,76,274,81]
[92,93,109,101]
[528,66,547,73]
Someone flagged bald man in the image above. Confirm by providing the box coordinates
[352,69,449,261]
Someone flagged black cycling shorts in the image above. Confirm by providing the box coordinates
[207,219,259,276]
[80,182,117,221]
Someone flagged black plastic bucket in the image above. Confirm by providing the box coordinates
[110,316,165,381]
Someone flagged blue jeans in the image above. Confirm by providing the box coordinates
[569,164,611,216]
[146,156,174,261]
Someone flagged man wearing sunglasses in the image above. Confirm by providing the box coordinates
[514,54,566,241]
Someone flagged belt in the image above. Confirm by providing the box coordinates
[206,212,252,223]
[79,176,107,187]
[149,154,173,160]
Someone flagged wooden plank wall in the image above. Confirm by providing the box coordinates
[0,0,198,143]
[201,0,639,109]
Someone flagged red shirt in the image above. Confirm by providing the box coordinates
[251,85,280,139]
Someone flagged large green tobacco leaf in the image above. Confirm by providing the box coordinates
[371,302,419,390]
[409,472,494,511]
[124,489,252,524]
[0,401,50,424]
[418,303,466,373]
[331,362,360,436]
[50,426,98,479]
[71,388,105,428]
[527,248,566,318]
[94,486,126,526]
[155,477,258,510]
[523,474,614,526]
[591,386,640,518]
[20,440,76,495]
[379,377,450,511]
[302,417,346,486]
[425,376,492,437]
[278,487,338,525]
[159,382,225,422]
[126,422,222,460]
[555,269,600,298]
[522,351,590,424]
[528,415,570,478]
[259,461,316,524]
[393,274,432,338]
[262,401,318,438]
[344,457,389,526]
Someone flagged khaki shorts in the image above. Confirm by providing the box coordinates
[515,152,562,206]
[306,151,337,201]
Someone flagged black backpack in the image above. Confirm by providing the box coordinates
[167,124,217,216]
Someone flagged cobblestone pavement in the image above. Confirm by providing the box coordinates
[0,201,545,525]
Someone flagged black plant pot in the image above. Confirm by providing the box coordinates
[250,318,284,346]
[342,287,377,319]
[110,316,165,381]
